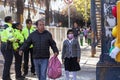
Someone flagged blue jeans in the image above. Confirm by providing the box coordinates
[33,59,49,80]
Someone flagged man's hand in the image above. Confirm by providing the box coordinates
[77,58,80,63]
[54,52,58,57]
[16,39,20,43]
[62,59,64,64]
[19,50,23,56]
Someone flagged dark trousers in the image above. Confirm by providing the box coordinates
[88,38,91,45]
[1,43,13,80]
[80,39,83,46]
[14,50,22,78]
[23,48,35,74]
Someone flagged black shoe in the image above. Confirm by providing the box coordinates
[16,76,25,80]
[31,72,36,75]
[3,79,12,80]
[23,73,28,77]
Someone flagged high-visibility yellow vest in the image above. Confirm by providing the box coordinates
[13,29,24,50]
[22,26,36,48]
[1,23,15,42]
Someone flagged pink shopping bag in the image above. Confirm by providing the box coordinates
[47,55,62,79]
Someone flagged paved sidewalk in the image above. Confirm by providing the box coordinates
[0,42,101,80]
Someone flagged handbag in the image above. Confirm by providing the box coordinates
[47,55,62,79]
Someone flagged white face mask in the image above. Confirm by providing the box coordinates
[67,34,74,40]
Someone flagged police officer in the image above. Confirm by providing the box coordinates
[22,19,36,76]
[1,16,15,80]
[12,23,25,80]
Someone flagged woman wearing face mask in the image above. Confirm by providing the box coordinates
[62,29,81,80]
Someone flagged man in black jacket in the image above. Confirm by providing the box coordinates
[72,22,80,39]
[19,19,59,80]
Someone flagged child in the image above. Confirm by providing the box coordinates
[87,31,92,45]
[80,29,84,46]
[62,29,81,80]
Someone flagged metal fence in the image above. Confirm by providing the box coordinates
[46,26,68,52]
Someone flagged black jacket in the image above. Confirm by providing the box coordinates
[72,27,80,38]
[20,30,59,59]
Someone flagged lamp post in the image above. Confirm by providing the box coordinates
[64,0,73,28]
[52,10,55,25]
[28,2,31,19]
[68,4,70,28]
[51,0,55,26]
[85,0,87,27]
[58,7,60,22]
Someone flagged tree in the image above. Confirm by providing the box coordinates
[45,0,50,26]
[45,0,57,26]
[61,0,90,26]
[2,0,57,25]
[73,0,90,23]
[16,0,24,23]
[3,0,24,23]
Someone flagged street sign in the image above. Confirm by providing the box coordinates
[64,0,73,4]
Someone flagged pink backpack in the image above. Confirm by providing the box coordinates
[47,55,62,79]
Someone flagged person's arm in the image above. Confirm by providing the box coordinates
[78,28,80,35]
[61,41,66,63]
[1,29,8,42]
[49,32,59,56]
[76,40,81,62]
[19,34,32,55]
